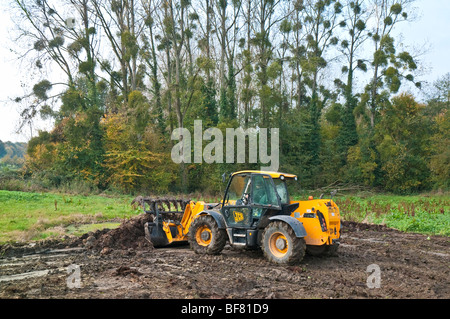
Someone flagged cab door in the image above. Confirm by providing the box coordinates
[222,173,254,228]
[221,173,282,224]
[251,174,282,220]
[221,173,281,246]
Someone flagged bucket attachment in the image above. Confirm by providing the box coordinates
[144,221,169,247]
[133,196,191,247]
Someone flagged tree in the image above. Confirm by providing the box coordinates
[252,0,283,128]
[0,141,7,159]
[375,93,431,193]
[10,0,439,194]
[141,0,165,133]
[216,0,241,122]
[12,0,76,131]
[162,0,202,190]
[426,73,450,112]
[335,0,371,164]
[427,73,450,189]
[288,0,307,109]
[302,0,342,97]
[240,0,256,128]
[102,112,175,193]
[301,0,342,185]
[363,0,419,128]
[13,0,106,183]
[93,0,142,102]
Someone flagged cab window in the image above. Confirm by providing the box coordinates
[252,175,279,207]
[224,174,251,206]
[273,179,289,204]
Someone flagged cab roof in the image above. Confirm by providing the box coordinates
[231,170,297,179]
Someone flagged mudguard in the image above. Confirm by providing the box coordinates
[268,215,307,238]
[199,210,227,229]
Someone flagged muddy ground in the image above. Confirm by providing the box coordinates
[0,216,448,300]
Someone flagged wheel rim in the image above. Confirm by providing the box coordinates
[269,232,288,258]
[195,225,212,246]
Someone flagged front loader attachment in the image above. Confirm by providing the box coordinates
[132,196,210,247]
[133,196,191,247]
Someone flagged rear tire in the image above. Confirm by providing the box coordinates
[189,215,227,255]
[262,221,306,265]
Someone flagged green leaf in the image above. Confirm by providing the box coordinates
[390,3,402,15]
[33,80,52,100]
[355,19,366,31]
[384,16,393,26]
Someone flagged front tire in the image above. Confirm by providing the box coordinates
[188,215,227,255]
[262,221,306,265]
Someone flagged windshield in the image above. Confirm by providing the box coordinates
[224,173,281,207]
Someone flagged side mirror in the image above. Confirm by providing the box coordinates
[330,190,337,199]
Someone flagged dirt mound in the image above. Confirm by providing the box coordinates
[83,214,154,251]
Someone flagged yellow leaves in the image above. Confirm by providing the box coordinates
[102,114,176,192]
[103,147,173,192]
[103,113,128,151]
[25,142,58,172]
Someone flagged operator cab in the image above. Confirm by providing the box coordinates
[221,171,298,228]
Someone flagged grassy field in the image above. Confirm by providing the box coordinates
[0,190,449,244]
[334,193,450,236]
[0,190,139,243]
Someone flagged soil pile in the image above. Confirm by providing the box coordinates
[83,214,154,251]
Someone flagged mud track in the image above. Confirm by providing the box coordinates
[0,218,448,299]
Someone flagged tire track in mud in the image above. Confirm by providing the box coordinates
[0,247,86,282]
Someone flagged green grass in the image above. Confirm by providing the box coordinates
[0,190,140,243]
[333,193,450,236]
[0,190,449,243]
[66,222,122,237]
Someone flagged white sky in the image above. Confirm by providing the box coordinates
[0,0,449,143]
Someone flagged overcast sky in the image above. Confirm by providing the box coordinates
[0,0,449,143]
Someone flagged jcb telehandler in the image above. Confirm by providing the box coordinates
[136,170,341,265]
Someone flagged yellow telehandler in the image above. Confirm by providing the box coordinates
[135,170,341,265]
